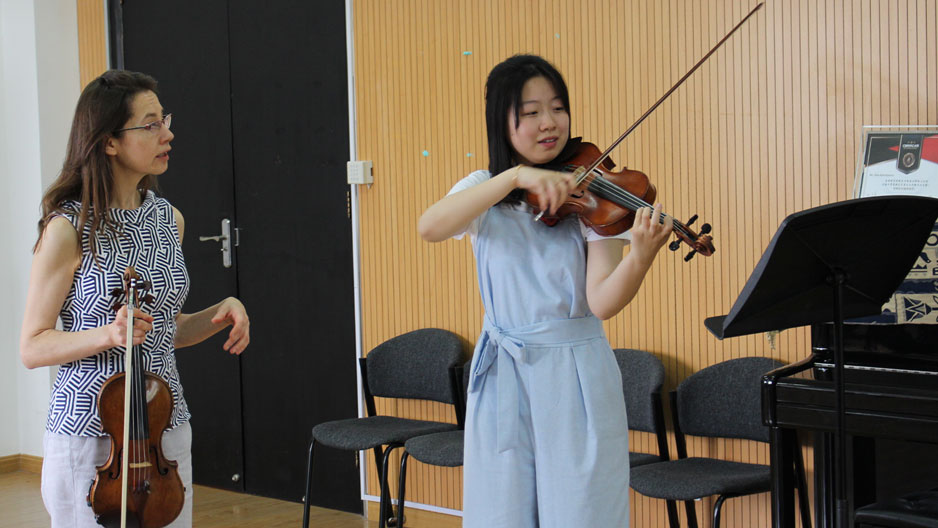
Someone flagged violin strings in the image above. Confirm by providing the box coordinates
[136,340,145,489]
[583,170,696,240]
[130,289,138,493]
[566,165,651,212]
[135,291,151,489]
[575,167,652,212]
[134,299,139,490]
[129,285,149,493]
[134,303,142,491]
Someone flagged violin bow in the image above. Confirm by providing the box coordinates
[583,2,764,176]
[120,268,136,528]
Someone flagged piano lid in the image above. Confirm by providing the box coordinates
[812,322,938,374]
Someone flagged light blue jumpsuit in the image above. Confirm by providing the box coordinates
[462,203,631,527]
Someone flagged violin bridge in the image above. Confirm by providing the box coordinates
[129,462,153,469]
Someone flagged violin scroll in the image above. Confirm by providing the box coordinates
[109,267,155,312]
[668,213,716,261]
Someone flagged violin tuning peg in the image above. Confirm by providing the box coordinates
[686,214,698,226]
[111,302,122,312]
[684,250,697,262]
[110,288,123,297]
[668,240,682,251]
[699,223,712,235]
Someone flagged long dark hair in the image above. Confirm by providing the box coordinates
[484,54,570,204]
[34,70,159,258]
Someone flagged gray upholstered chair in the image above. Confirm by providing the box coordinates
[614,348,671,468]
[614,348,679,527]
[302,328,463,528]
[394,361,470,527]
[629,357,811,528]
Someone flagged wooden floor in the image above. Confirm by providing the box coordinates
[0,470,375,528]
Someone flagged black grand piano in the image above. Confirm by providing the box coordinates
[705,195,938,527]
[763,322,938,527]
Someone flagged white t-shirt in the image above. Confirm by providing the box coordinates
[448,170,634,243]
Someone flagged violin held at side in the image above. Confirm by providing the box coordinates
[87,267,185,528]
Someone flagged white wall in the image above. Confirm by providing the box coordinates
[0,0,81,458]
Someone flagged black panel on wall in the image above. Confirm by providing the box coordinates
[120,0,246,494]
[227,0,358,511]
[118,0,359,512]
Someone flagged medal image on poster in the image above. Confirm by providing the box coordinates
[852,126,938,324]
[898,134,923,174]
[856,130,938,197]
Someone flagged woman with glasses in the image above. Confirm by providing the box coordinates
[19,69,250,528]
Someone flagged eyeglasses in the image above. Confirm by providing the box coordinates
[115,113,172,135]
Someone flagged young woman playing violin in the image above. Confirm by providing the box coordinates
[418,54,673,527]
[19,70,250,528]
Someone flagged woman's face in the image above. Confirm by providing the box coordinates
[107,90,173,178]
[508,76,569,166]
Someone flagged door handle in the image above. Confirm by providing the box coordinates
[199,218,233,268]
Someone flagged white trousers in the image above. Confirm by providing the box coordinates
[41,421,193,528]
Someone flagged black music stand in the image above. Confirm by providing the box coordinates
[705,195,938,528]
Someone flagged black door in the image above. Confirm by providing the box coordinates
[122,0,246,493]
[226,1,358,509]
[120,0,359,512]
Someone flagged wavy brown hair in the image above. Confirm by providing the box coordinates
[35,70,160,259]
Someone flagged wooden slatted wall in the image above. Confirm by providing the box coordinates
[76,0,936,524]
[76,0,108,87]
[352,0,937,526]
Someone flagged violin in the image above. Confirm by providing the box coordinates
[529,139,716,261]
[526,1,764,261]
[88,266,185,528]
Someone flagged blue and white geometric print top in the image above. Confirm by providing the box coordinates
[46,190,191,437]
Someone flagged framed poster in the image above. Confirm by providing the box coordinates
[852,126,938,324]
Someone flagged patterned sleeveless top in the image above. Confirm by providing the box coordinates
[46,190,191,436]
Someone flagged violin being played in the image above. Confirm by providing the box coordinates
[530,138,716,261]
[88,267,185,528]
[525,1,764,261]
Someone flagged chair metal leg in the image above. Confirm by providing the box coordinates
[378,444,403,528]
[713,495,729,528]
[378,446,392,528]
[370,446,387,528]
[395,451,410,528]
[665,499,680,528]
[684,499,699,528]
[303,439,316,528]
